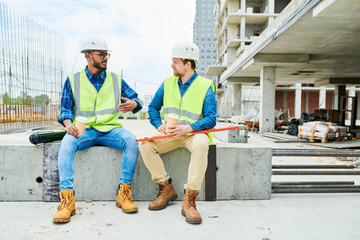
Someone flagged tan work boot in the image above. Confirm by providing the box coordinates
[53,189,76,223]
[116,184,138,213]
[181,189,202,224]
[149,178,177,210]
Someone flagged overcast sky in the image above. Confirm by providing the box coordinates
[1,0,196,98]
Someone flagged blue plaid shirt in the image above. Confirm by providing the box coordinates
[148,72,216,132]
[58,66,142,126]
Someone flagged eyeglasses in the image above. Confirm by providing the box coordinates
[91,52,111,59]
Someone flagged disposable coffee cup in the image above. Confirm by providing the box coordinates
[166,115,179,133]
[75,116,88,136]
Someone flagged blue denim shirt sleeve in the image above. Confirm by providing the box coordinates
[58,77,75,126]
[148,82,165,129]
[121,79,142,114]
[190,86,217,132]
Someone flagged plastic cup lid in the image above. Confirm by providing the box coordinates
[167,114,179,120]
[76,116,88,123]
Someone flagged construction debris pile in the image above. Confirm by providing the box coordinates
[219,108,352,143]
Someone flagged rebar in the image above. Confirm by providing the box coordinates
[0,3,65,131]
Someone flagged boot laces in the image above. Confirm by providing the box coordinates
[121,188,133,202]
[186,193,199,209]
[156,185,165,198]
[58,195,70,211]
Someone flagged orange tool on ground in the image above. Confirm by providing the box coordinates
[136,126,239,142]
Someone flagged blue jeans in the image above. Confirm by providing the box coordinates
[58,127,138,190]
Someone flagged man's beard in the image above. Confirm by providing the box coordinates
[173,69,182,77]
[94,61,107,71]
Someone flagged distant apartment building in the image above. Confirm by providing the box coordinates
[193,0,218,81]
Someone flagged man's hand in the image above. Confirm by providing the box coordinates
[157,124,166,132]
[118,97,137,113]
[166,125,193,137]
[63,119,80,137]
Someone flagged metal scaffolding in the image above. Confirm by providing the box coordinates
[0,3,66,131]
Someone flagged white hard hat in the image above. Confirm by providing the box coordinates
[171,41,199,62]
[80,36,111,53]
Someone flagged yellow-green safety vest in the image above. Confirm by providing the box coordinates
[68,70,123,132]
[163,75,215,144]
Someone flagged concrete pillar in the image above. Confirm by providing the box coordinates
[216,96,221,117]
[268,0,275,14]
[241,0,246,13]
[269,17,275,26]
[319,87,326,108]
[283,91,287,109]
[259,66,275,133]
[267,0,275,26]
[225,86,232,117]
[334,85,346,110]
[233,84,242,116]
[295,83,302,119]
[240,16,246,50]
[348,86,356,120]
[220,93,226,117]
[228,85,234,116]
[305,91,309,113]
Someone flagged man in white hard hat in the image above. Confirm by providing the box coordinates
[139,41,216,224]
[53,36,142,223]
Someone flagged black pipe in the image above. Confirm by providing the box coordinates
[272,170,360,175]
[29,130,67,145]
[272,181,355,186]
[272,165,355,169]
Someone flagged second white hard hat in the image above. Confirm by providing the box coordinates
[171,41,199,62]
[80,36,111,53]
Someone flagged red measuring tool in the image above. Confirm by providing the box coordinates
[136,126,239,142]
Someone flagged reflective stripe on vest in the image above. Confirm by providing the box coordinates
[163,75,215,143]
[68,70,123,132]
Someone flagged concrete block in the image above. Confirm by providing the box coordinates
[0,145,43,201]
[216,144,272,200]
[43,143,127,201]
[1,143,272,202]
[214,124,248,143]
[133,148,205,201]
[42,143,204,201]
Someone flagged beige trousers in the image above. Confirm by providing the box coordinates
[139,133,209,191]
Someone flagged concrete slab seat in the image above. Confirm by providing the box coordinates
[0,143,272,201]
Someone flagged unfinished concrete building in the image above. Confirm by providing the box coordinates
[206,0,360,133]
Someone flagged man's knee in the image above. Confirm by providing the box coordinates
[193,134,209,149]
[59,134,77,152]
[139,141,152,154]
